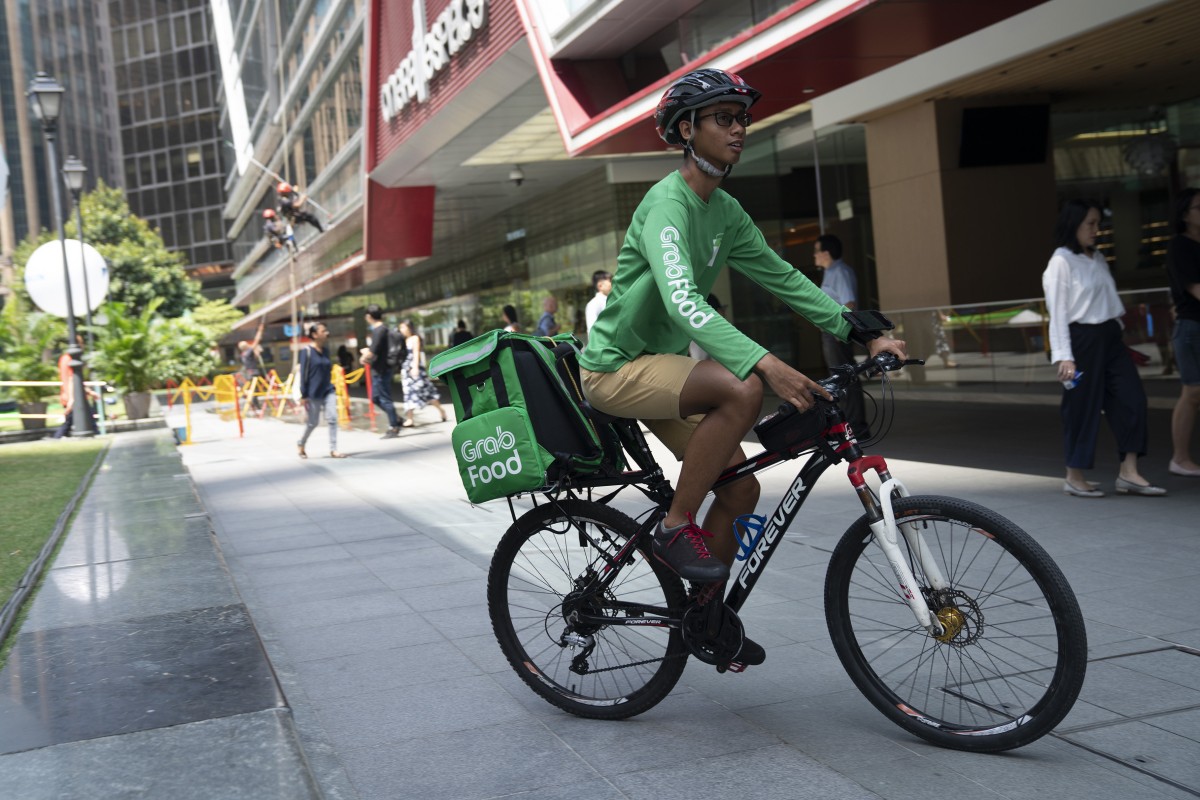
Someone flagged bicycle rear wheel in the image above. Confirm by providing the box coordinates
[488,499,688,719]
[825,495,1087,752]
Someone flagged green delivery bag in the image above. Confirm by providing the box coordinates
[430,330,612,503]
[451,407,551,504]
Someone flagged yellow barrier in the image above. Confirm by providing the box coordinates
[235,363,365,427]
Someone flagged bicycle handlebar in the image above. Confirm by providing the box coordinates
[776,353,926,417]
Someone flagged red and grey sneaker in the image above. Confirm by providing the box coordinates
[652,514,730,583]
[735,635,766,666]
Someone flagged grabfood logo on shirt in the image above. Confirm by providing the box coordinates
[461,426,522,487]
[660,226,714,329]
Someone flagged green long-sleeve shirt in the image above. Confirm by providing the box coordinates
[579,171,852,380]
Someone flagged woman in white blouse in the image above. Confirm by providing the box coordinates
[1043,200,1165,498]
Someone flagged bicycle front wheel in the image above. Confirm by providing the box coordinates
[825,495,1087,752]
[488,500,688,719]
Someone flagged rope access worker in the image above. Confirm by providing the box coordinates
[262,208,294,250]
[276,182,324,232]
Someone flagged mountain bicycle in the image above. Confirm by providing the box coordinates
[486,348,1087,753]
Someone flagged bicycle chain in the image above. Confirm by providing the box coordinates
[573,650,688,675]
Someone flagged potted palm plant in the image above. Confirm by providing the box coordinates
[88,300,218,420]
[88,301,164,419]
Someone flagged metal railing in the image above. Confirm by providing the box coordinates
[879,287,1178,398]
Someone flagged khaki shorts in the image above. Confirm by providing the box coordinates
[581,354,704,460]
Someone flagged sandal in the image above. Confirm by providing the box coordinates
[330,451,348,459]
[298,445,307,459]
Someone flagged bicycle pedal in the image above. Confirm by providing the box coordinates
[716,660,748,674]
[689,581,725,606]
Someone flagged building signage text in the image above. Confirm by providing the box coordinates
[380,0,488,122]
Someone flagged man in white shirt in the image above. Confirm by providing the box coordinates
[814,234,870,437]
[584,270,612,333]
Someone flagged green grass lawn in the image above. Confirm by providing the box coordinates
[0,438,108,660]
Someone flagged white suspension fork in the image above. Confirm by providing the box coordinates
[868,477,949,636]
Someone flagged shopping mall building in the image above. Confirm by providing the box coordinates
[222,0,1199,372]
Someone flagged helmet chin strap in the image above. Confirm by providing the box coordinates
[685,110,732,178]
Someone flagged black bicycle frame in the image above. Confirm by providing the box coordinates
[548,401,891,626]
[719,447,839,612]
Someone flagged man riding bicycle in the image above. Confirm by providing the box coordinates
[578,68,906,665]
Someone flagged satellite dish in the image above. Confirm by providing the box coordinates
[24,239,110,318]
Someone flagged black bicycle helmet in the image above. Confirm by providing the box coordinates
[654,68,762,146]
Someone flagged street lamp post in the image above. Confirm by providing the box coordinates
[62,154,107,435]
[61,155,93,350]
[27,72,92,436]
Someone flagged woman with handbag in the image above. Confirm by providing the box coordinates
[1043,199,1163,497]
[297,322,346,458]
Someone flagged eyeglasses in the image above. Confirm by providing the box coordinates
[697,111,752,128]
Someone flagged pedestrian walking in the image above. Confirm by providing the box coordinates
[1043,199,1164,497]
[1166,187,1200,477]
[535,295,560,337]
[451,319,473,347]
[814,234,870,438]
[359,304,402,438]
[336,344,353,372]
[502,305,521,333]
[398,319,447,427]
[52,334,96,438]
[585,271,612,332]
[296,322,346,459]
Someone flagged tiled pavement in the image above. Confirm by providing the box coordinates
[2,393,1199,799]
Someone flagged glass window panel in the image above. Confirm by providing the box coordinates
[195,76,212,109]
[160,51,176,82]
[186,146,202,178]
[147,86,162,119]
[190,9,205,44]
[158,18,171,51]
[179,80,194,112]
[125,26,141,59]
[174,15,189,48]
[142,21,157,54]
[189,182,208,214]
[112,26,126,60]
